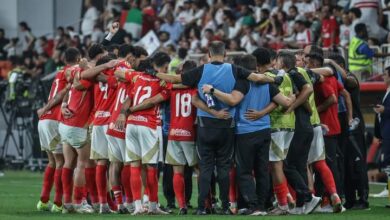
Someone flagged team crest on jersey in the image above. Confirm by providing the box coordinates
[170,129,191,137]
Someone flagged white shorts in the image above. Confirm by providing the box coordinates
[91,125,109,160]
[269,131,295,162]
[38,119,62,153]
[59,123,88,148]
[107,135,126,162]
[125,125,159,164]
[157,126,164,162]
[308,126,326,164]
[165,141,198,166]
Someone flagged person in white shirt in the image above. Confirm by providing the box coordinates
[81,1,100,36]
[240,25,261,53]
[350,0,389,41]
[176,1,194,26]
[19,22,35,53]
[340,12,352,47]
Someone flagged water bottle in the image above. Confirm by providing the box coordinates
[204,93,216,109]
[349,117,360,131]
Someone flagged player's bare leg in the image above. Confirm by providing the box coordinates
[130,160,145,215]
[62,143,76,213]
[37,151,56,211]
[173,165,187,215]
[109,161,127,213]
[269,161,289,215]
[73,143,94,213]
[96,159,112,213]
[51,152,64,212]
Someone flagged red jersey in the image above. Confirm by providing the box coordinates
[321,16,339,48]
[168,88,197,142]
[126,72,171,129]
[62,67,94,128]
[106,82,133,139]
[106,60,134,138]
[92,68,118,125]
[314,76,344,136]
[40,66,69,121]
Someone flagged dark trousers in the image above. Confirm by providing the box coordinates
[184,166,193,205]
[235,129,271,211]
[284,130,313,207]
[197,126,234,210]
[337,112,349,196]
[162,134,175,206]
[344,130,369,205]
[316,135,341,196]
[381,139,390,169]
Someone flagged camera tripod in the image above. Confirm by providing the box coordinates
[0,99,34,161]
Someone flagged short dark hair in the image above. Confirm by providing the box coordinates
[328,53,346,68]
[96,54,114,66]
[277,52,296,70]
[19,21,30,31]
[64,47,81,64]
[107,44,120,53]
[307,52,324,66]
[118,44,134,58]
[133,46,148,57]
[234,55,257,72]
[182,60,197,72]
[151,52,171,67]
[66,26,74,31]
[178,48,188,60]
[88,43,105,60]
[209,41,225,56]
[252,47,271,66]
[349,7,362,18]
[355,23,366,34]
[268,49,277,61]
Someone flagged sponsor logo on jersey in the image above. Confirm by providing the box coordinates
[128,115,148,122]
[108,122,125,132]
[95,111,111,118]
[170,129,192,137]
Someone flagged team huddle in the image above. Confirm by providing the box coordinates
[35,40,365,216]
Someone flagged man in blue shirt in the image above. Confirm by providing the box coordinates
[160,12,183,44]
[202,54,294,215]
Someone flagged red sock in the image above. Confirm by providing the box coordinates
[112,185,123,205]
[107,191,117,211]
[121,165,133,203]
[53,168,63,206]
[274,180,288,206]
[85,167,99,204]
[229,168,237,203]
[73,186,84,205]
[62,168,73,204]
[83,186,88,199]
[40,166,55,203]
[313,160,337,194]
[173,172,186,208]
[287,183,297,200]
[146,167,158,202]
[130,166,142,201]
[96,165,108,204]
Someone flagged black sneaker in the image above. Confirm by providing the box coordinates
[186,203,193,209]
[216,208,233,215]
[205,207,217,214]
[178,208,188,215]
[343,202,355,210]
[352,202,370,210]
[194,209,207,215]
[167,203,176,209]
[158,205,173,214]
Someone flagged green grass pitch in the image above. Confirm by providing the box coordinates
[0,170,389,220]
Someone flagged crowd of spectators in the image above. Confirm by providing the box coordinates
[1,0,390,81]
